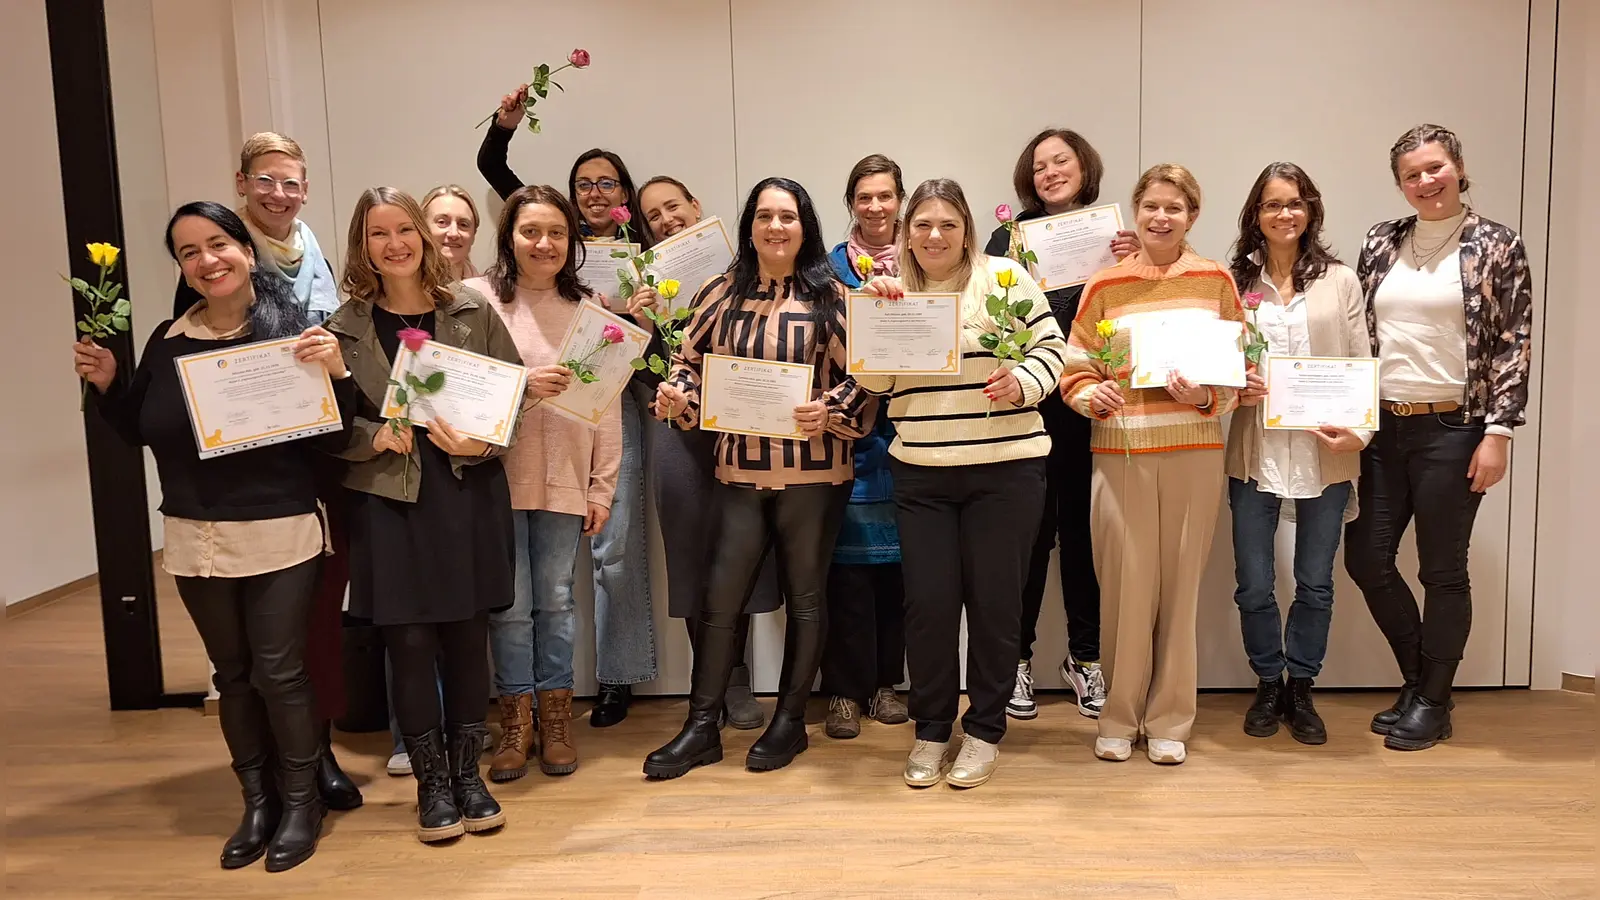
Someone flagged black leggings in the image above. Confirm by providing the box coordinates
[177,558,321,772]
[686,613,752,665]
[384,613,490,737]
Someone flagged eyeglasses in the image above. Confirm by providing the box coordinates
[1259,199,1308,215]
[248,174,305,197]
[575,178,620,195]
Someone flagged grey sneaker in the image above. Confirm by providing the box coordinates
[868,686,909,724]
[1005,660,1037,719]
[723,664,765,730]
[825,696,861,739]
[1061,655,1107,719]
[386,750,412,777]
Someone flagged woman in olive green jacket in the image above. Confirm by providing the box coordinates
[327,187,521,844]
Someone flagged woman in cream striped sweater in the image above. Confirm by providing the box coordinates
[857,178,1066,789]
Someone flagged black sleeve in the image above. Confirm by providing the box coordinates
[476,122,525,202]
[309,375,360,454]
[172,277,202,320]
[91,324,169,448]
[982,224,1010,258]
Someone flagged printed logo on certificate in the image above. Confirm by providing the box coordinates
[698,353,814,441]
[845,291,962,375]
[1018,203,1125,290]
[174,336,343,459]
[576,240,639,310]
[380,341,529,446]
[1262,356,1380,431]
[643,217,735,310]
[542,301,651,429]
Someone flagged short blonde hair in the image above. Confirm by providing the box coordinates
[1132,163,1202,214]
[341,186,456,307]
[238,132,307,176]
[899,178,982,292]
[421,184,481,227]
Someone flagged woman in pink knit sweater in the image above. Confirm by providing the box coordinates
[463,185,624,783]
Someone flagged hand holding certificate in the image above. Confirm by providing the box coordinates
[542,302,651,428]
[1262,356,1379,430]
[1018,204,1125,290]
[699,354,814,440]
[642,217,734,310]
[175,337,343,459]
[845,291,963,375]
[380,340,528,446]
[1130,315,1246,389]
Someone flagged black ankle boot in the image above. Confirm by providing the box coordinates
[1243,675,1284,738]
[1385,656,1458,751]
[1371,641,1421,734]
[447,723,505,834]
[316,721,363,811]
[221,762,279,869]
[404,729,464,842]
[644,618,738,779]
[643,713,724,779]
[265,758,325,873]
[590,683,632,728]
[1283,676,1327,745]
[746,709,809,771]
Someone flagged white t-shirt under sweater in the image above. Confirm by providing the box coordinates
[1373,210,1468,403]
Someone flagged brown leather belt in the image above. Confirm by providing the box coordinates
[1380,400,1461,416]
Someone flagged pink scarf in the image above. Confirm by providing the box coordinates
[847,228,900,280]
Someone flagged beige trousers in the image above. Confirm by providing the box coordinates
[1091,449,1224,742]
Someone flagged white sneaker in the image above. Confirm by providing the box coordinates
[1060,656,1107,719]
[386,750,412,776]
[1005,660,1037,720]
[947,734,1000,788]
[903,739,950,787]
[1147,738,1187,765]
[1094,736,1133,761]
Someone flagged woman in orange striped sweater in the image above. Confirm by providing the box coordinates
[1058,164,1243,765]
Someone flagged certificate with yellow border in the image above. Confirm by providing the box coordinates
[698,354,813,440]
[542,301,652,429]
[643,217,735,310]
[380,341,528,447]
[1130,316,1246,388]
[174,337,342,459]
[845,291,962,376]
[1018,203,1124,290]
[577,240,639,310]
[1262,356,1380,430]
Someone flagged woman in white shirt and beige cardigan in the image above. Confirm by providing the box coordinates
[1224,162,1370,746]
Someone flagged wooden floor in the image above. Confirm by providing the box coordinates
[5,589,1594,899]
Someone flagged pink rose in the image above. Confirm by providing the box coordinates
[601,323,625,345]
[396,327,431,353]
[995,204,1014,224]
[568,48,591,68]
[609,205,631,225]
[1243,291,1263,310]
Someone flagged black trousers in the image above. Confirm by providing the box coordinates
[695,482,849,716]
[1345,410,1486,664]
[893,456,1046,744]
[383,613,490,736]
[177,558,321,774]
[820,563,906,704]
[1020,395,1100,662]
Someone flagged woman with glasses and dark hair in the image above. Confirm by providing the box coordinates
[643,177,868,779]
[1224,162,1370,745]
[477,85,659,727]
[1345,124,1533,751]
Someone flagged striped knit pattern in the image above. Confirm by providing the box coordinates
[855,255,1067,467]
[1059,252,1244,454]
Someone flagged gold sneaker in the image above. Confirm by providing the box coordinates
[902,739,949,787]
[946,734,999,788]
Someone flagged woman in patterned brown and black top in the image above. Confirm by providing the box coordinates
[643,177,867,778]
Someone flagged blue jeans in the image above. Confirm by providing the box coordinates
[1228,478,1353,680]
[489,510,584,694]
[588,382,658,685]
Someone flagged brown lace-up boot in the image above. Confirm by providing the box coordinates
[536,689,577,775]
[489,694,534,782]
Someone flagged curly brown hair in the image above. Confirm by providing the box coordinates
[341,186,456,307]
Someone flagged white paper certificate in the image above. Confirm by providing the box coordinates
[174,337,343,459]
[698,354,813,440]
[380,341,528,446]
[1263,356,1380,430]
[542,301,652,429]
[577,240,639,310]
[643,217,734,310]
[845,292,962,376]
[1018,203,1124,290]
[1131,317,1246,388]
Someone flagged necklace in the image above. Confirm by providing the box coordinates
[1410,215,1466,269]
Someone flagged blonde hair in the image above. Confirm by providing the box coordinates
[421,184,481,227]
[341,187,456,307]
[1132,163,1202,214]
[238,132,306,175]
[899,178,982,291]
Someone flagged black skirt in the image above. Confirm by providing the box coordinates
[346,432,515,626]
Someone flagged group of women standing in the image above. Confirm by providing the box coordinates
[70,107,1530,871]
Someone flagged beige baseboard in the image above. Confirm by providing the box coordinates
[1560,672,1595,694]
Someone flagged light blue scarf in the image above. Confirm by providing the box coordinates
[285,221,340,325]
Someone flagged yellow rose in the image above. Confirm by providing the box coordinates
[855,254,874,279]
[658,279,681,301]
[87,242,121,269]
[1096,319,1116,340]
[995,268,1018,289]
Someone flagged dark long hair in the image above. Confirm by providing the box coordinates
[729,177,842,335]
[1012,128,1105,214]
[486,185,594,305]
[568,148,651,249]
[1228,162,1342,294]
[164,201,307,340]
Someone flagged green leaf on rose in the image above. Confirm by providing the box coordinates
[423,371,445,392]
[985,295,1005,318]
[630,358,647,370]
[76,320,93,333]
[1013,329,1033,345]
[394,387,409,405]
[978,332,999,350]
[1014,299,1034,318]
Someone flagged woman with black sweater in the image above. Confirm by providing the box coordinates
[73,202,355,873]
